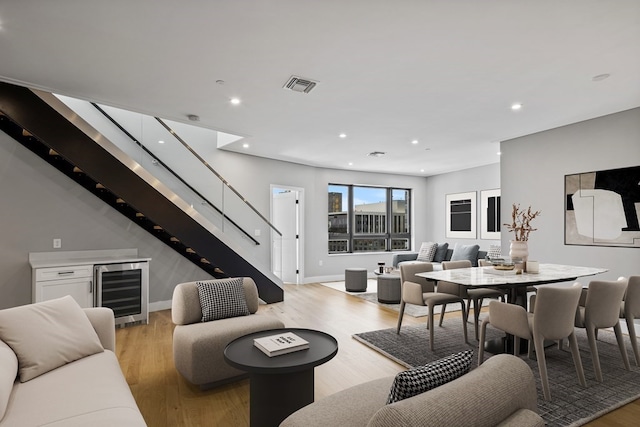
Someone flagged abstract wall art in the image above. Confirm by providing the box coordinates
[446,191,476,239]
[565,165,640,248]
[480,189,501,240]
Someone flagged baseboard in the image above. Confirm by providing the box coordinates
[149,300,172,312]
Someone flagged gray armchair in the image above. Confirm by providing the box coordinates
[171,277,284,388]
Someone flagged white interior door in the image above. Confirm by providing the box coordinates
[272,188,300,284]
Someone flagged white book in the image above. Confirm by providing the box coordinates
[253,332,310,357]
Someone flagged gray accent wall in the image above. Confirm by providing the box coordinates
[500,107,639,282]
[0,131,212,309]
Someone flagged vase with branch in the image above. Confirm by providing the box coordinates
[504,204,541,270]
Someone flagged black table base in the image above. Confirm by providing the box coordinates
[249,369,314,427]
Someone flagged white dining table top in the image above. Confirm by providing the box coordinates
[415,263,608,288]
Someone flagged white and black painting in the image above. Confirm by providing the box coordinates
[565,165,640,248]
[446,191,476,239]
[480,189,501,240]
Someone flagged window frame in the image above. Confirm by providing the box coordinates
[328,184,411,254]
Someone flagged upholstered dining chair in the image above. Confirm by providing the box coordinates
[478,283,586,400]
[573,278,630,382]
[621,276,640,366]
[441,260,505,341]
[396,262,468,350]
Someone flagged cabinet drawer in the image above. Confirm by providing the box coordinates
[35,265,93,282]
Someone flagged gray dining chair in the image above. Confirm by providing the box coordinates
[573,278,630,382]
[396,262,468,350]
[478,282,586,400]
[621,276,640,366]
[442,260,505,341]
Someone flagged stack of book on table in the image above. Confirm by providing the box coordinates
[254,332,309,357]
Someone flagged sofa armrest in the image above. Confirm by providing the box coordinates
[83,307,116,352]
[368,354,541,427]
[392,253,418,267]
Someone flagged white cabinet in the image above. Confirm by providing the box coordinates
[32,264,94,308]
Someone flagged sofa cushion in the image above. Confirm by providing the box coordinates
[416,242,438,262]
[0,296,104,382]
[1,350,146,426]
[450,244,480,266]
[386,350,473,404]
[0,340,18,421]
[197,278,250,322]
[433,243,449,262]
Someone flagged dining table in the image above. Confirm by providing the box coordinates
[415,263,608,353]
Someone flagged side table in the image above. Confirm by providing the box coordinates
[224,328,338,427]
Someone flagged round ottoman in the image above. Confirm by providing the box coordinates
[345,268,368,292]
[377,274,401,303]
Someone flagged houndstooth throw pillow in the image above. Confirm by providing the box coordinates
[416,242,438,262]
[196,278,250,322]
[386,350,473,404]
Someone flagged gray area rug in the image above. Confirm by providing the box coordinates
[353,321,640,427]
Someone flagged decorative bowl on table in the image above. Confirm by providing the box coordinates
[489,258,516,271]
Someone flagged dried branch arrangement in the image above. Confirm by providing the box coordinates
[504,203,541,241]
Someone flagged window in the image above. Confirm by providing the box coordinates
[328,184,410,253]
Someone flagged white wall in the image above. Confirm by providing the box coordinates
[423,163,501,248]
[500,107,640,283]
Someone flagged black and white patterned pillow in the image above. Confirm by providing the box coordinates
[386,350,473,404]
[416,242,438,262]
[196,278,250,322]
[487,244,502,259]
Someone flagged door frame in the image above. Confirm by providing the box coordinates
[270,184,304,284]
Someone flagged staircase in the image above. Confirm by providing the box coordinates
[0,82,284,303]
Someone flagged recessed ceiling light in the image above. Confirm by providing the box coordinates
[187,114,200,121]
[158,140,165,144]
[230,97,241,105]
[420,169,425,173]
[511,103,522,111]
[497,151,502,156]
[242,143,249,148]
[339,133,347,138]
[592,73,611,82]
[216,80,225,85]
[348,162,353,166]
[411,140,419,145]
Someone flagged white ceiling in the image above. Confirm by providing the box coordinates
[1,1,639,177]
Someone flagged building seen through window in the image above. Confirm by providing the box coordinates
[328,185,410,253]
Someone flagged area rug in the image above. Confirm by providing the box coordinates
[353,321,640,427]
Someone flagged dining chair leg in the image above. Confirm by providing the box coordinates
[533,334,551,400]
[613,322,631,371]
[460,303,468,344]
[428,306,436,351]
[586,325,603,382]
[527,338,534,360]
[514,336,521,356]
[626,315,640,366]
[439,304,447,326]
[473,298,482,341]
[568,332,586,387]
[478,318,489,366]
[396,301,406,334]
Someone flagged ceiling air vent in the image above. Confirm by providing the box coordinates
[283,75,318,93]
[368,151,386,157]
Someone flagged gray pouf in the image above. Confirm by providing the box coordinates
[377,274,401,303]
[345,268,368,292]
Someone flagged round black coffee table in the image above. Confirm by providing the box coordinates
[224,328,338,427]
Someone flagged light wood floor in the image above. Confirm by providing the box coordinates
[115,282,640,426]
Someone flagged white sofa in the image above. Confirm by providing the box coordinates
[280,354,543,427]
[0,298,146,426]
